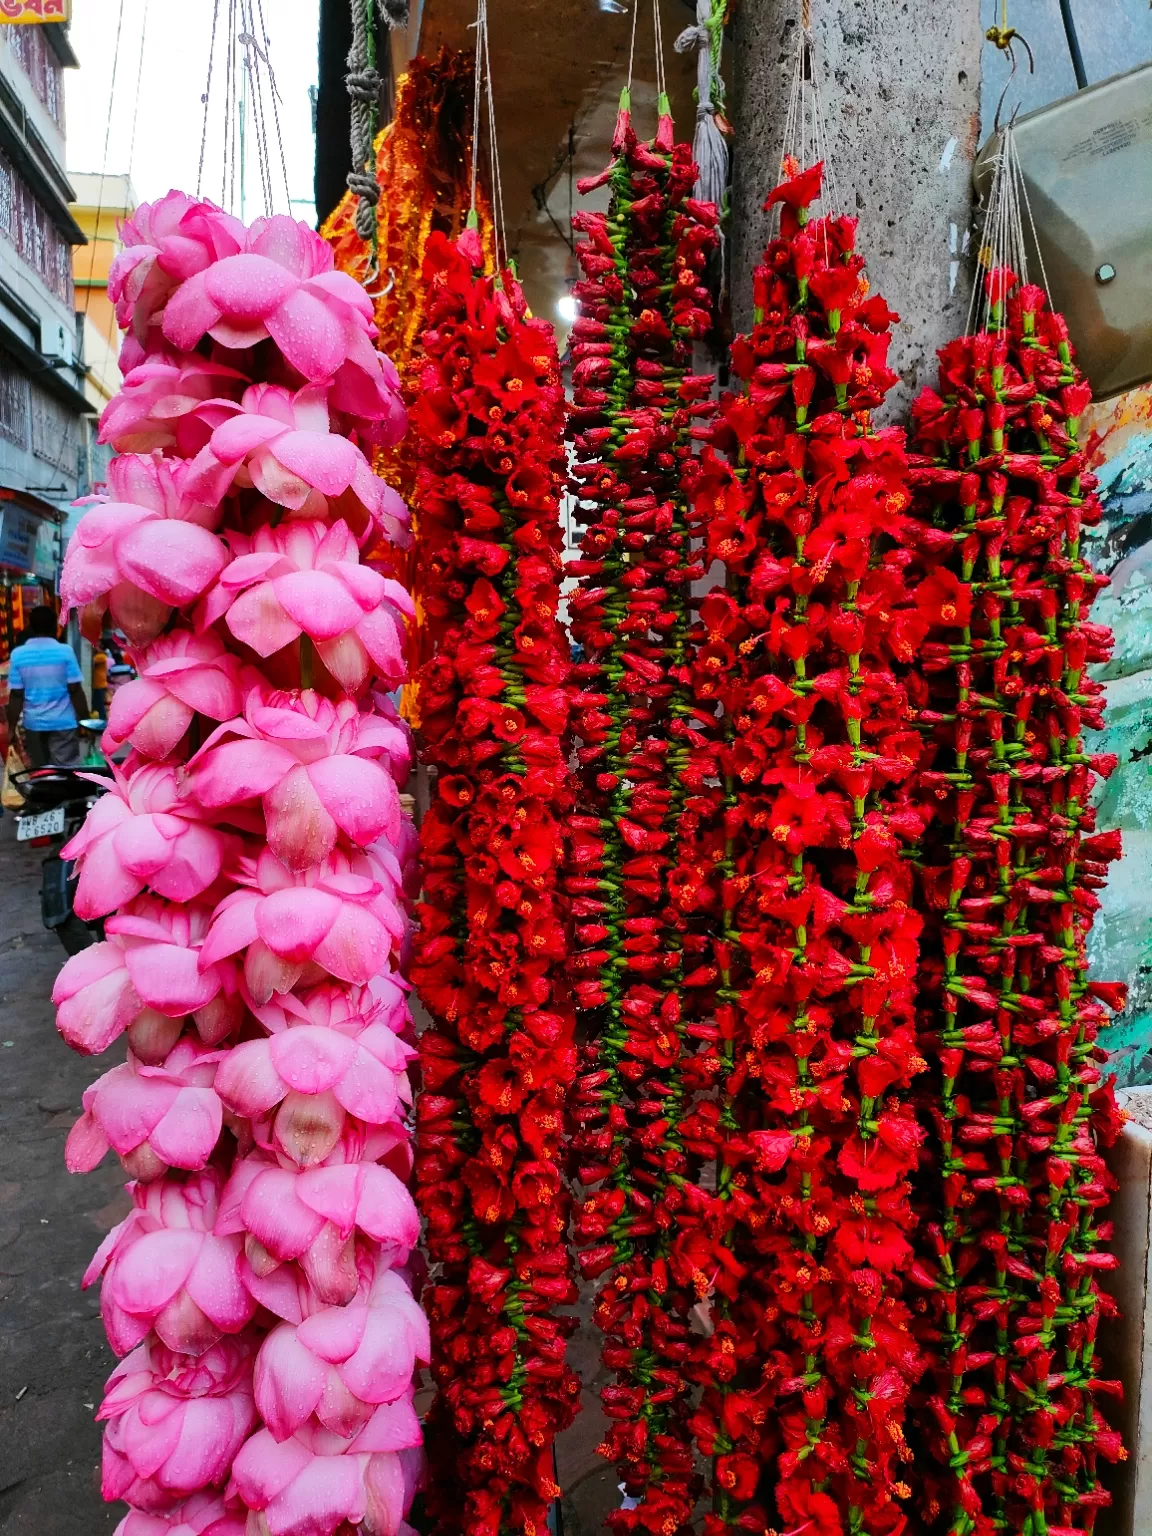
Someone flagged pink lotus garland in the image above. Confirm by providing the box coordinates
[55,191,425,1536]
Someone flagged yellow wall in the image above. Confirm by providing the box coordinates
[70,176,136,409]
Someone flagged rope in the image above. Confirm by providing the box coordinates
[198,0,222,197]
[626,0,639,93]
[346,0,383,245]
[675,0,729,211]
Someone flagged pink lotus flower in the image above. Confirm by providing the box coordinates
[62,762,233,920]
[53,896,240,1060]
[186,385,407,545]
[190,689,409,870]
[197,520,411,695]
[100,1334,256,1511]
[228,1398,422,1536]
[199,844,406,1004]
[254,1267,429,1441]
[67,1039,224,1181]
[217,1152,420,1308]
[213,991,412,1166]
[109,191,246,342]
[62,454,227,645]
[100,355,248,456]
[105,631,247,761]
[113,1492,246,1536]
[86,1169,256,1355]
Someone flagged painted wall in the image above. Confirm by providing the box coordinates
[1082,387,1152,1084]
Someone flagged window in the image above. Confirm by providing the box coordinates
[31,380,76,467]
[0,351,29,448]
[0,148,74,304]
[5,24,64,124]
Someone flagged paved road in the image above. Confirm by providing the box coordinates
[0,810,620,1534]
[0,815,126,1534]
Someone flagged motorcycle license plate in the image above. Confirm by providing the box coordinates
[17,806,66,840]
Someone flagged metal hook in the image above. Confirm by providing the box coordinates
[363,263,395,299]
[992,30,1035,136]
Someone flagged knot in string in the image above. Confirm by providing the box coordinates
[346,65,382,102]
[985,24,1017,49]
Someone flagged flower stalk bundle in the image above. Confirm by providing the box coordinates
[54,193,427,1536]
[672,160,938,1536]
[904,268,1126,1536]
[564,91,720,1531]
[407,225,581,1536]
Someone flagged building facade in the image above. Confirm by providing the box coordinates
[0,17,87,662]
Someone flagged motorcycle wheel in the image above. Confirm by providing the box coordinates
[56,915,95,955]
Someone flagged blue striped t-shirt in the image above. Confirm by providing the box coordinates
[8,637,82,730]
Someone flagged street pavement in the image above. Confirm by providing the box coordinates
[0,814,125,1533]
[0,810,619,1534]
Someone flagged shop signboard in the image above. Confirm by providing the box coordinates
[0,1,70,21]
[0,504,41,573]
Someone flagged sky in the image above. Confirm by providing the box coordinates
[64,0,322,224]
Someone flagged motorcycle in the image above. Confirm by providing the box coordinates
[12,754,107,955]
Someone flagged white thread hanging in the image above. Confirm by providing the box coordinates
[467,0,509,275]
[674,0,729,212]
[197,0,291,218]
[775,2,840,256]
[967,119,1049,337]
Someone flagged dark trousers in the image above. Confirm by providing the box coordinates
[24,728,81,768]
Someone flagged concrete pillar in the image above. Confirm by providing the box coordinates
[728,0,985,415]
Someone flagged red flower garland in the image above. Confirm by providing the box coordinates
[566,93,719,1533]
[410,228,580,1536]
[904,269,1126,1536]
[676,161,933,1535]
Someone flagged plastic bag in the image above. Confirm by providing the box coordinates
[2,743,25,808]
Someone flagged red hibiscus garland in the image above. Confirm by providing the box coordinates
[673,160,935,1536]
[410,226,581,1536]
[903,267,1127,1536]
[565,91,719,1534]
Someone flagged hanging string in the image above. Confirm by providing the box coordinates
[254,0,292,213]
[346,0,383,250]
[652,0,666,105]
[482,10,507,272]
[625,0,639,94]
[968,119,1048,338]
[127,0,150,189]
[198,0,221,197]
[777,2,839,230]
[468,0,484,216]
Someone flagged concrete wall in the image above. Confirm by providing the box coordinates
[729,0,984,415]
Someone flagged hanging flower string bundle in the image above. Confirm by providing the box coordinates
[565,5,720,1526]
[53,193,428,1536]
[670,152,938,1536]
[409,7,581,1530]
[902,125,1127,1536]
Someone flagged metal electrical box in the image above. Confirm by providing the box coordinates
[974,61,1152,399]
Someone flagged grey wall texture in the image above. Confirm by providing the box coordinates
[729,0,984,416]
[728,1,1152,417]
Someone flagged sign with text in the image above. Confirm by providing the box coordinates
[0,505,41,573]
[0,0,70,21]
